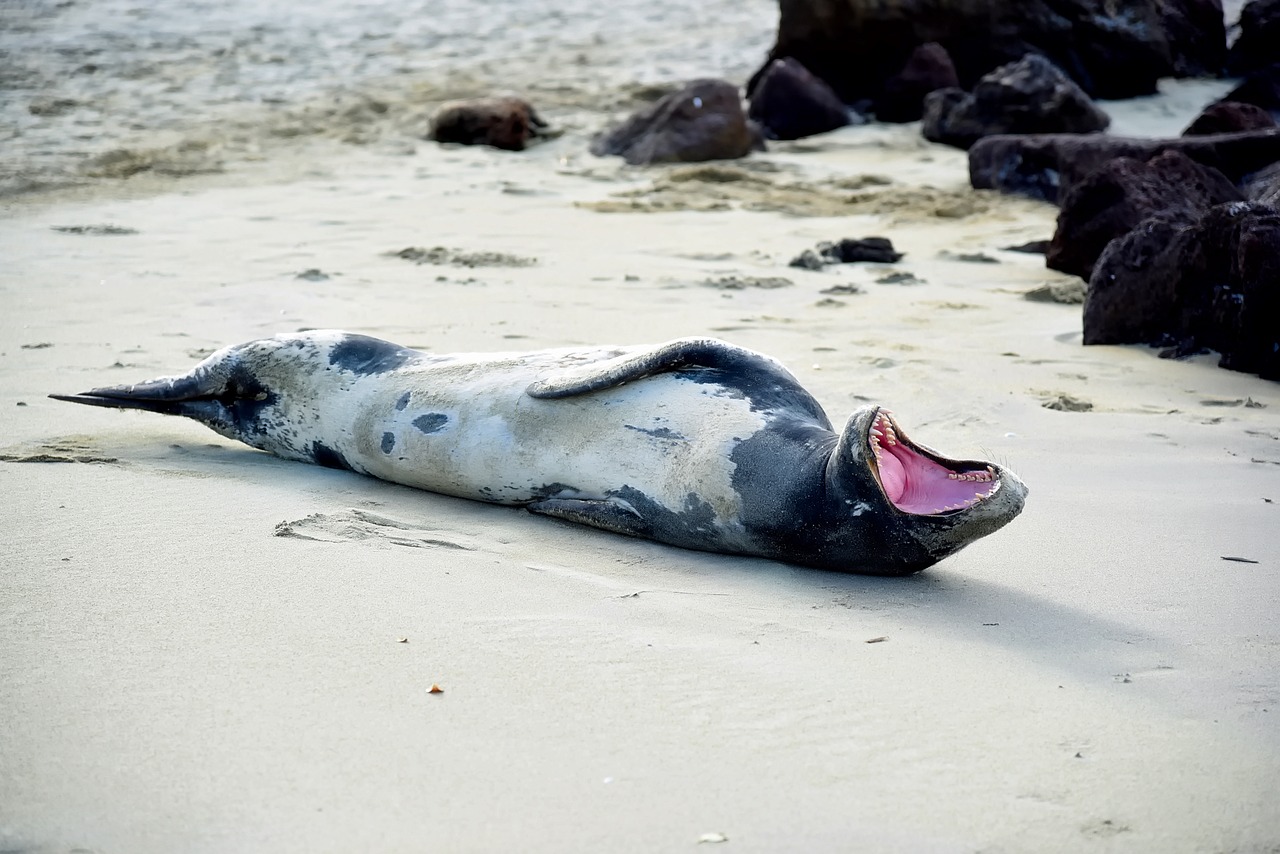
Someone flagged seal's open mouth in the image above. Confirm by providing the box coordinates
[867,410,999,516]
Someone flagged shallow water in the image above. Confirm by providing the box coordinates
[0,0,776,194]
[0,0,1251,198]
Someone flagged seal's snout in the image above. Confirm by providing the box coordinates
[865,409,1002,516]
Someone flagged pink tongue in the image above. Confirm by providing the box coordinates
[878,450,907,504]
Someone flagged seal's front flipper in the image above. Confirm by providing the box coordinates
[526,497,651,539]
[526,337,790,399]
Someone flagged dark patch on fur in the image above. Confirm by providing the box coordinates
[328,335,416,376]
[729,419,837,536]
[207,362,278,436]
[611,486,719,542]
[381,432,396,454]
[413,413,449,434]
[311,441,354,471]
[680,358,828,423]
[395,391,411,411]
[530,482,582,500]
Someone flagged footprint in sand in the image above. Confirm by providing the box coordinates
[273,508,480,552]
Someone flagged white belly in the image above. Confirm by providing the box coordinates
[321,349,771,525]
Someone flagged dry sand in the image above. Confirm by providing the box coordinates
[2,24,1279,854]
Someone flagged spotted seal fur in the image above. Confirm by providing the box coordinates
[51,331,1027,574]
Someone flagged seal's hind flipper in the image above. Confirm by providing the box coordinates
[526,338,791,399]
[526,497,651,539]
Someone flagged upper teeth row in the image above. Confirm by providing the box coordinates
[869,413,897,456]
[948,467,995,482]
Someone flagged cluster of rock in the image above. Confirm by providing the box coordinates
[970,101,1279,379]
[420,0,1280,379]
[749,0,1236,114]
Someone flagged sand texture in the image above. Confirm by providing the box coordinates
[2,2,1278,852]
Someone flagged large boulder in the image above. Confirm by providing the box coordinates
[1083,212,1194,346]
[1182,101,1277,136]
[748,0,1226,105]
[875,42,960,123]
[922,53,1109,150]
[968,129,1280,203]
[1227,0,1280,75]
[1161,0,1227,77]
[1084,201,1280,380]
[1047,151,1242,280]
[748,58,851,140]
[591,80,760,166]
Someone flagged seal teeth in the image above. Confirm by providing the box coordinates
[951,469,996,483]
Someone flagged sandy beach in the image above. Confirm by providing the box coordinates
[2,2,1278,851]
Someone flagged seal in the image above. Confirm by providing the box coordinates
[50,331,1027,575]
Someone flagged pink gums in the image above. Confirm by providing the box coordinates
[869,412,997,515]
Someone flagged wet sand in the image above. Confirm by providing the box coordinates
[2,3,1278,852]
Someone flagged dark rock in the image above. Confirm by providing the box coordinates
[789,237,903,268]
[1160,0,1227,77]
[1047,151,1243,280]
[921,54,1109,151]
[747,0,1212,105]
[875,43,960,123]
[1177,202,1280,378]
[1220,62,1280,119]
[1085,213,1207,347]
[1183,101,1277,136]
[1227,0,1280,75]
[824,237,903,263]
[1085,201,1280,380]
[591,79,760,166]
[428,97,547,151]
[969,129,1280,203]
[748,58,851,140]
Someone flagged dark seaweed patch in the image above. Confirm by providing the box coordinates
[624,424,686,440]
